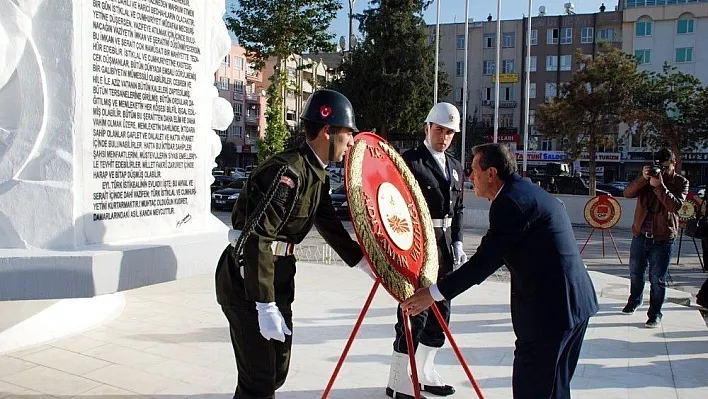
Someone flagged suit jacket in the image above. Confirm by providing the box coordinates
[437,174,598,338]
[402,144,464,274]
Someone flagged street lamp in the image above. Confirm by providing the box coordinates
[348,0,356,51]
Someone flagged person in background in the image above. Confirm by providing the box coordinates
[385,102,466,399]
[621,148,689,328]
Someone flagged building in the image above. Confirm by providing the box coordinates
[214,44,338,168]
[429,4,623,180]
[619,0,708,184]
[214,45,267,167]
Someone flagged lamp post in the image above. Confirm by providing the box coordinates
[434,0,441,104]
[460,0,470,168]
[493,0,502,143]
[523,0,532,176]
[348,0,356,51]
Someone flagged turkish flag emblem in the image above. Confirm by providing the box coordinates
[320,105,332,118]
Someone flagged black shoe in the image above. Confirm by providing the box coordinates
[421,384,456,396]
[645,317,661,328]
[386,387,427,399]
[621,303,637,314]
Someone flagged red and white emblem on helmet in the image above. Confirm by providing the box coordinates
[320,105,332,118]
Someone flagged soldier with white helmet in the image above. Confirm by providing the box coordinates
[386,102,467,399]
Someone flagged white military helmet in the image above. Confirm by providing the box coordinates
[424,102,461,133]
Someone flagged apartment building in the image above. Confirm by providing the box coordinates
[214,45,267,167]
[214,44,336,167]
[619,0,708,183]
[430,5,624,180]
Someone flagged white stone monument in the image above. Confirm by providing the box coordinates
[0,0,233,301]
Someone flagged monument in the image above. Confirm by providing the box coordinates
[0,0,233,303]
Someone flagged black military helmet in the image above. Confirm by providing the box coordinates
[300,89,358,132]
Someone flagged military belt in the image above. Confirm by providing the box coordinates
[229,229,296,256]
[431,217,452,229]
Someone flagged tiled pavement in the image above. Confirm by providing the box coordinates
[1,211,707,398]
[1,261,707,399]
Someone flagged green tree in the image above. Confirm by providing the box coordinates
[330,0,450,138]
[536,44,642,195]
[628,64,708,171]
[227,0,340,161]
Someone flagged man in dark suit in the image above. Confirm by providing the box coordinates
[402,143,598,399]
[386,102,466,399]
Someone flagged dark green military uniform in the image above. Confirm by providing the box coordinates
[215,143,363,399]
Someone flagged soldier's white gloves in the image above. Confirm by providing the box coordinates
[356,257,377,281]
[453,241,467,270]
[255,302,292,342]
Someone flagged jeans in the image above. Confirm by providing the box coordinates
[628,235,674,319]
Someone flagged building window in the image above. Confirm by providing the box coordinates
[234,80,244,93]
[545,82,558,101]
[529,56,537,72]
[530,29,537,45]
[560,55,572,71]
[581,27,594,43]
[456,61,464,76]
[502,86,514,101]
[222,55,230,66]
[561,28,572,44]
[634,49,651,64]
[546,56,558,71]
[217,130,228,139]
[482,114,494,127]
[529,109,536,126]
[675,47,694,63]
[233,103,243,115]
[233,126,242,138]
[483,60,495,75]
[599,28,615,42]
[503,32,515,48]
[455,87,463,105]
[286,109,297,122]
[502,60,514,73]
[529,83,536,99]
[483,87,494,101]
[547,28,559,44]
[677,17,695,35]
[218,76,229,91]
[483,34,495,48]
[541,138,553,151]
[234,57,244,71]
[635,20,652,37]
[456,35,465,49]
[500,113,514,128]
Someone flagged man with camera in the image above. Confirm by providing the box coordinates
[622,148,689,328]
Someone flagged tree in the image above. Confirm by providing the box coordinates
[536,44,642,195]
[215,140,238,167]
[329,0,450,138]
[227,0,340,161]
[628,64,708,171]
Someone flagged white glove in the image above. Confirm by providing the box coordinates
[356,257,377,281]
[255,302,292,342]
[453,241,467,270]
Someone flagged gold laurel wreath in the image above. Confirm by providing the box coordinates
[347,139,438,302]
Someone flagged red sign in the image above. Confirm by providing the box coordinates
[345,133,438,301]
[583,195,622,229]
[242,145,251,153]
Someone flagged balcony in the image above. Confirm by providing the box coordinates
[246,92,261,102]
[233,91,244,101]
[482,100,518,108]
[245,114,259,124]
[246,70,260,81]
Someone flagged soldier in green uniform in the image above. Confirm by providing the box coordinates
[215,89,375,399]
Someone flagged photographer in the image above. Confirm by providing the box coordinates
[622,148,689,328]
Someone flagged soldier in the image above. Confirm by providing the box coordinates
[386,102,466,399]
[215,89,375,399]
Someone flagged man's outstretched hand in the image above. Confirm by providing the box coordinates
[401,287,434,316]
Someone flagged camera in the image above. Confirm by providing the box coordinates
[649,162,665,178]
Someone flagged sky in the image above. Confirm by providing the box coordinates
[224,0,617,47]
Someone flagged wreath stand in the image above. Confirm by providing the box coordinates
[320,280,486,399]
[580,227,623,264]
